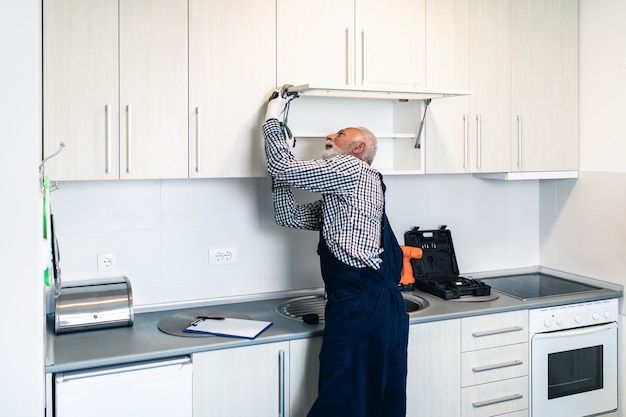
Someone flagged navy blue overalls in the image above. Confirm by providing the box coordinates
[307,186,409,417]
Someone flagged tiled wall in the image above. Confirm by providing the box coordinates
[50,174,539,310]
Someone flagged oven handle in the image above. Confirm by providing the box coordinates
[532,322,617,340]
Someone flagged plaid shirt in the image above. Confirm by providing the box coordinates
[263,120,384,270]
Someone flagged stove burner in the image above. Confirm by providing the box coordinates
[481,273,601,300]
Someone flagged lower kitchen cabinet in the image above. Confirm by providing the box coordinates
[407,319,462,417]
[54,357,192,417]
[193,341,290,417]
[289,337,322,417]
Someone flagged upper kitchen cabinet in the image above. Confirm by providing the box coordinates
[43,0,188,181]
[424,0,472,174]
[426,0,511,174]
[277,0,426,88]
[426,0,578,177]
[509,0,578,174]
[43,0,119,180]
[189,0,275,178]
[119,0,188,179]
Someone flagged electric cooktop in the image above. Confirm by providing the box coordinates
[479,273,602,301]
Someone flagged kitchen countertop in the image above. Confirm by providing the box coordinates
[45,268,622,373]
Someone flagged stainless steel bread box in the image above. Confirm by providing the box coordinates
[55,276,134,334]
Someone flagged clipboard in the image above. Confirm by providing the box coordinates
[183,317,273,339]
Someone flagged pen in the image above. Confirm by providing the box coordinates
[190,316,225,326]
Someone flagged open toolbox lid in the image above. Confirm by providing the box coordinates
[403,226,490,300]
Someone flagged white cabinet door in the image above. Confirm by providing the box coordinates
[510,0,578,172]
[407,320,461,417]
[193,342,290,417]
[424,0,471,174]
[468,0,511,173]
[189,0,275,178]
[277,0,425,88]
[119,0,188,179]
[43,0,119,180]
[55,357,192,417]
[355,0,426,87]
[289,337,322,417]
[277,0,354,86]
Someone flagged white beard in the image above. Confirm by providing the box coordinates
[322,141,352,159]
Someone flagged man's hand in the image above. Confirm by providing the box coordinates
[265,85,297,122]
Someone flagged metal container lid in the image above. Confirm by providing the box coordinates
[55,276,133,334]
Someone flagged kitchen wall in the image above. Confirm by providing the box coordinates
[51,174,539,309]
[539,1,626,415]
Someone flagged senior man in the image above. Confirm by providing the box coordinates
[262,86,409,417]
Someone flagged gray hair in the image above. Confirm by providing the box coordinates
[355,126,377,165]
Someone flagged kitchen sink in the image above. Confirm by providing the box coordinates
[275,291,429,323]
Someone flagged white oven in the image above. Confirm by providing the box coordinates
[529,298,618,417]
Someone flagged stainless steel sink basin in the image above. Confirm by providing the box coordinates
[275,291,429,323]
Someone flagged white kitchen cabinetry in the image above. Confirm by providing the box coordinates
[289,337,322,417]
[43,0,188,181]
[510,0,578,173]
[460,310,529,417]
[43,0,119,180]
[193,341,290,417]
[407,319,461,417]
[188,0,275,178]
[54,357,192,417]
[426,0,577,176]
[425,0,513,174]
[277,0,425,88]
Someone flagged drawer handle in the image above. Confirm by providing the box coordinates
[472,326,523,338]
[472,393,523,408]
[472,359,523,373]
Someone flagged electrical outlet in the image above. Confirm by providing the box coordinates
[97,253,116,271]
[209,247,238,265]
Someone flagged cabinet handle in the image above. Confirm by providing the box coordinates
[472,325,523,338]
[463,114,469,169]
[105,104,111,174]
[516,114,523,167]
[346,27,353,85]
[361,28,367,85]
[472,393,523,408]
[278,349,285,417]
[195,107,202,173]
[476,114,482,169]
[126,105,132,173]
[472,359,523,373]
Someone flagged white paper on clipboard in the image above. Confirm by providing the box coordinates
[183,317,272,339]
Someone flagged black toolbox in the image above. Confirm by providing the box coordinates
[403,226,491,300]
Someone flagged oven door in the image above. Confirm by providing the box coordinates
[531,322,618,417]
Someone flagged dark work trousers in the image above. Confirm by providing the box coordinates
[307,213,409,417]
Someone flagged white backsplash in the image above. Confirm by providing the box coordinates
[49,174,539,310]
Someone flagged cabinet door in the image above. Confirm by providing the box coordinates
[356,0,425,87]
[43,0,119,180]
[289,337,322,417]
[510,0,578,172]
[424,0,470,174]
[407,320,461,417]
[277,0,354,86]
[189,0,275,178]
[193,342,290,417]
[119,0,188,179]
[468,0,511,173]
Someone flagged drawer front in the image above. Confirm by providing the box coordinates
[462,310,528,351]
[462,343,528,387]
[461,376,528,417]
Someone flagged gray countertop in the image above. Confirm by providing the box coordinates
[46,269,622,374]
